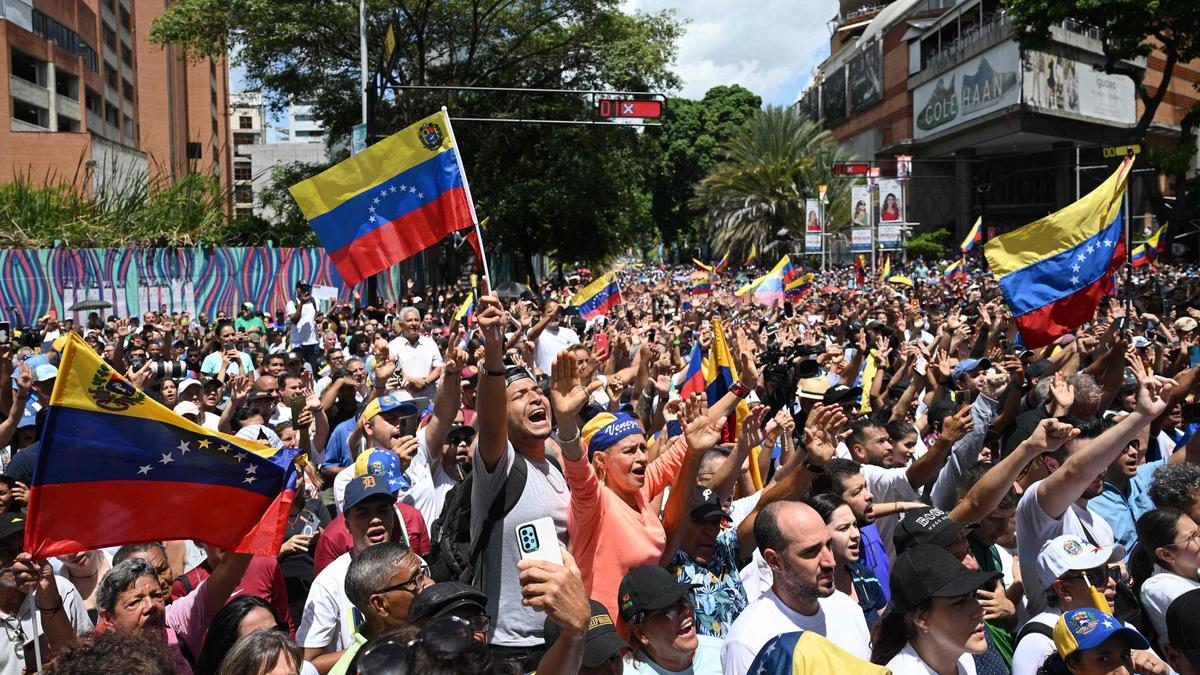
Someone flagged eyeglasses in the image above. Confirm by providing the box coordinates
[375,563,430,595]
[1063,565,1121,586]
[457,613,490,633]
[641,596,694,623]
[0,616,27,659]
[1164,529,1200,550]
[356,616,489,673]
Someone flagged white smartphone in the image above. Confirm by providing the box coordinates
[515,517,563,566]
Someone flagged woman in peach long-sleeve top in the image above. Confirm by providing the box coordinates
[547,350,696,621]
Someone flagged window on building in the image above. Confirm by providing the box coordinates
[105,102,119,127]
[121,79,134,102]
[10,49,44,86]
[85,88,102,116]
[102,24,117,51]
[233,132,255,147]
[56,72,79,100]
[119,6,131,30]
[13,98,49,128]
[80,42,99,72]
[121,44,132,67]
[57,117,80,133]
[105,64,118,89]
[234,185,253,204]
[234,164,252,181]
[187,142,203,159]
[124,115,135,139]
[239,115,253,129]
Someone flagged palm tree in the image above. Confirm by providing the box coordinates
[692,106,854,263]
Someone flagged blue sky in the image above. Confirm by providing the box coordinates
[231,0,836,125]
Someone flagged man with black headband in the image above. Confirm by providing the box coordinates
[471,293,570,671]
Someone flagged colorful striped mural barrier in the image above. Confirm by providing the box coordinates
[0,247,361,325]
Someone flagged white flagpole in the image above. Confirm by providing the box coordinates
[30,589,43,672]
[440,107,493,290]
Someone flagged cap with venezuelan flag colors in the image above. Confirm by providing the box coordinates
[1053,607,1148,661]
[581,412,643,459]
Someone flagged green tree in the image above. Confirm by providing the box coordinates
[1006,0,1199,245]
[906,227,950,258]
[692,106,854,262]
[645,85,763,252]
[151,0,682,275]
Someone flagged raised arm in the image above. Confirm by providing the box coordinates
[907,404,973,488]
[659,395,725,565]
[1036,355,1172,519]
[422,345,467,462]
[474,294,510,471]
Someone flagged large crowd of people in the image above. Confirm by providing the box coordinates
[1,258,1200,675]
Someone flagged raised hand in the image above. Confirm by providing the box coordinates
[681,393,724,454]
[804,404,848,466]
[1024,417,1080,454]
[1127,350,1175,418]
[443,345,469,376]
[1049,371,1075,414]
[940,405,974,445]
[549,350,600,430]
[475,294,506,350]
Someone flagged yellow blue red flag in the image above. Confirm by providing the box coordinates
[25,333,300,557]
[736,256,794,305]
[984,156,1132,348]
[289,110,475,286]
[571,272,623,320]
[706,317,749,443]
[962,217,983,253]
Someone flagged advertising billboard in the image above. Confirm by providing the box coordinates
[849,40,883,112]
[912,41,1020,140]
[851,185,870,227]
[1022,50,1135,126]
[877,179,903,223]
[822,66,848,126]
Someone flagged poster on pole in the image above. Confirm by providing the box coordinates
[805,234,823,254]
[851,185,870,227]
[878,225,903,249]
[877,179,903,222]
[805,199,821,232]
[851,228,872,253]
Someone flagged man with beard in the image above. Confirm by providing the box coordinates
[299,475,398,673]
[721,501,871,675]
[1016,361,1172,617]
[471,294,569,671]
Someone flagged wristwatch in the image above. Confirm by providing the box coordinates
[730,382,751,398]
[803,459,825,474]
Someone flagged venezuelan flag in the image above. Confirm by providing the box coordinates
[678,342,706,400]
[690,273,713,295]
[454,292,475,325]
[26,334,300,558]
[706,317,750,443]
[944,258,966,282]
[985,156,1132,349]
[878,255,891,284]
[571,272,623,320]
[289,110,475,286]
[713,253,729,275]
[962,216,983,253]
[743,243,757,267]
[785,273,815,299]
[1131,224,1167,268]
[854,255,865,286]
[749,630,890,675]
[693,258,714,273]
[736,256,793,305]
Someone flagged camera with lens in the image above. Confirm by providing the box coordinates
[149,359,187,379]
[127,355,147,372]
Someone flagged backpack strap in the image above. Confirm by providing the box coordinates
[467,452,532,579]
[1014,620,1054,646]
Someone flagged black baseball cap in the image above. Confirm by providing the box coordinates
[446,425,476,446]
[617,565,696,622]
[543,599,628,669]
[344,474,397,512]
[407,581,488,625]
[893,506,977,555]
[1027,359,1055,379]
[0,512,25,540]
[1166,588,1200,670]
[689,485,729,522]
[890,544,1001,613]
[823,384,862,406]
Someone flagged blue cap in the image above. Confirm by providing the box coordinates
[356,448,410,493]
[362,394,419,423]
[1054,607,1149,660]
[952,357,991,382]
[344,474,397,512]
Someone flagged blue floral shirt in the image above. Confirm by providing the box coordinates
[668,526,748,638]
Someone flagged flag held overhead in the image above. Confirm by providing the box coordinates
[289,109,476,286]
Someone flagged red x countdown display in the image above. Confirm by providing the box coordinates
[597,99,663,119]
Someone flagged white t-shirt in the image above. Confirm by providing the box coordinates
[286,300,320,347]
[296,552,354,653]
[388,335,444,399]
[0,576,93,675]
[886,642,977,675]
[332,431,432,514]
[721,589,870,675]
[534,326,579,375]
[861,463,920,559]
[406,430,461,526]
[1140,566,1200,648]
[1010,610,1059,675]
[1016,480,1116,617]
[625,635,724,674]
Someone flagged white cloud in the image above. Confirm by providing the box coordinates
[623,0,836,105]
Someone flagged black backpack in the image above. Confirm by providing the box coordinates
[427,452,561,585]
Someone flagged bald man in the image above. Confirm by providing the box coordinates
[721,501,873,674]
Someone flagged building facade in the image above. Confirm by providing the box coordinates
[796,0,1200,248]
[229,90,264,219]
[1,0,230,206]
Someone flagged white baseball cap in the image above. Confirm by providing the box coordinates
[1036,534,1125,590]
[173,401,202,418]
[177,378,203,396]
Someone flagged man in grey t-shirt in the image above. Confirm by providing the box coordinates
[471,295,569,672]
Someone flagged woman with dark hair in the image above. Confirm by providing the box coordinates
[197,596,308,675]
[1036,607,1148,675]
[1131,507,1200,647]
[806,493,887,627]
[881,193,901,221]
[871,545,999,673]
[0,475,21,514]
[217,630,304,675]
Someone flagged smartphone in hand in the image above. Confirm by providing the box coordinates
[515,517,563,566]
